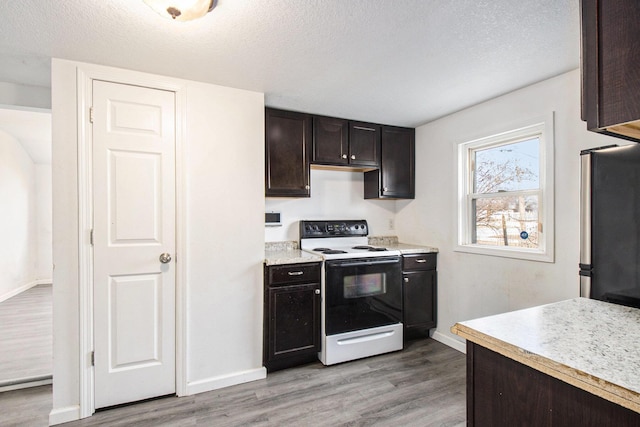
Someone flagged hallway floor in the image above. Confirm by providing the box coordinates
[0,284,52,387]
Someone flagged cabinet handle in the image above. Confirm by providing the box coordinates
[287,271,304,276]
[351,155,356,160]
[404,277,409,283]
[415,259,427,263]
[305,185,310,190]
[342,154,347,159]
[383,187,388,192]
[315,289,320,294]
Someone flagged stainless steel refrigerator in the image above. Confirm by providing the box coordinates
[580,144,640,308]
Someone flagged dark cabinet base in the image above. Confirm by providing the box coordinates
[402,253,437,339]
[467,342,640,426]
[264,263,321,372]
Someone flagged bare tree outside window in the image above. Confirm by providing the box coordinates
[471,137,540,248]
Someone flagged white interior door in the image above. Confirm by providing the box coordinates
[92,80,176,408]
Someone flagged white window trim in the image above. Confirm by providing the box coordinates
[456,113,555,263]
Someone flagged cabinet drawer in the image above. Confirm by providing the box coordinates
[267,262,321,286]
[402,253,437,271]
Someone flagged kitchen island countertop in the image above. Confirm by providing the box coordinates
[451,297,640,413]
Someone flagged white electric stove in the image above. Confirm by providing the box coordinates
[300,220,403,365]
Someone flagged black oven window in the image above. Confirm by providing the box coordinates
[343,273,386,298]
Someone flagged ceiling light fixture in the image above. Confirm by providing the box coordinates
[143,0,215,22]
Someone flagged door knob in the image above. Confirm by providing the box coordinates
[159,253,172,263]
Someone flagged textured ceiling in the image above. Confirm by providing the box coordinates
[0,0,580,127]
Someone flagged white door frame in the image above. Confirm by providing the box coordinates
[75,65,187,418]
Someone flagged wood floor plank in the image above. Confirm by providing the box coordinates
[0,338,466,426]
[0,384,51,426]
[0,284,52,384]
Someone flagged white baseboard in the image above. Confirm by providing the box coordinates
[0,375,52,392]
[0,279,50,304]
[49,405,80,426]
[186,367,267,396]
[432,330,466,354]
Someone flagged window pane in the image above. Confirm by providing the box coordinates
[472,195,539,248]
[473,137,539,193]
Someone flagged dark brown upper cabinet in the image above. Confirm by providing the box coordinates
[265,108,312,197]
[312,116,380,168]
[312,116,349,165]
[364,126,415,199]
[348,121,381,167]
[581,0,640,141]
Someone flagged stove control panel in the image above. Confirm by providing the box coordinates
[300,220,368,238]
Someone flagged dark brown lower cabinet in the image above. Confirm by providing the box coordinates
[402,253,437,339]
[467,342,640,426]
[264,263,321,372]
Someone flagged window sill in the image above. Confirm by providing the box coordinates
[454,244,554,263]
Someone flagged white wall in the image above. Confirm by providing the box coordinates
[0,82,51,110]
[0,129,37,301]
[36,164,52,281]
[183,81,265,388]
[396,69,615,351]
[51,59,264,424]
[265,169,398,242]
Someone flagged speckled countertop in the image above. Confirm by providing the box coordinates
[265,237,438,265]
[264,241,323,266]
[369,236,438,254]
[451,297,640,413]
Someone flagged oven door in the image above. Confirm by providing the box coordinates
[324,256,402,335]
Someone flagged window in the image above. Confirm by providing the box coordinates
[457,115,554,262]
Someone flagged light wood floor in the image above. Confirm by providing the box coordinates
[0,284,52,386]
[0,338,466,426]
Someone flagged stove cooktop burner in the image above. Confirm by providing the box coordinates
[313,248,348,254]
[300,221,399,260]
[352,245,388,252]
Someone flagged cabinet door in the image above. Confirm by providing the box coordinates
[581,0,640,141]
[381,126,415,198]
[364,126,415,199]
[265,108,312,197]
[267,283,320,367]
[403,270,436,330]
[349,121,381,167]
[313,116,349,165]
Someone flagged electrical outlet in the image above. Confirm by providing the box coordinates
[388,218,394,230]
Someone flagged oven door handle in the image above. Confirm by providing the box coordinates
[329,258,400,268]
